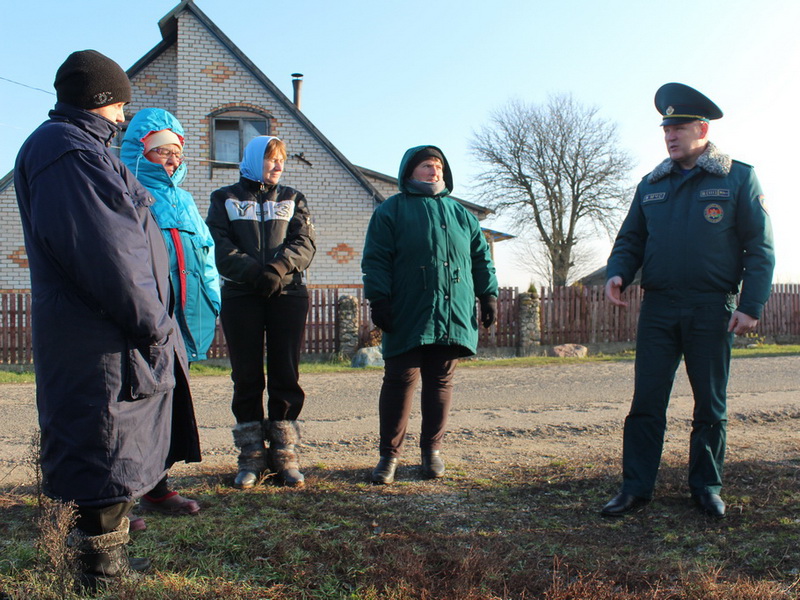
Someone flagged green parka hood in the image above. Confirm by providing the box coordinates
[397,145,453,196]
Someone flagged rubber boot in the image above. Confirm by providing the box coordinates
[232,421,267,489]
[69,517,150,591]
[421,449,445,479]
[266,420,305,486]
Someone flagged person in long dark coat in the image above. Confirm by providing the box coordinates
[14,49,201,589]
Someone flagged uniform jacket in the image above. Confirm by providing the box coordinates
[121,108,221,361]
[362,145,498,359]
[607,142,775,319]
[206,153,316,299]
[14,103,201,507]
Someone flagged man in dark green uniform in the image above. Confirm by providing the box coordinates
[600,83,775,519]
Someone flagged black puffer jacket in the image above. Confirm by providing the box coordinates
[206,177,316,298]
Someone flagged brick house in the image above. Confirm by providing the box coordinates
[0,0,501,295]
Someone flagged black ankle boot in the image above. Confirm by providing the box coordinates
[371,457,399,485]
[421,449,445,479]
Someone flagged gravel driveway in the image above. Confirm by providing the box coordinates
[1,356,798,487]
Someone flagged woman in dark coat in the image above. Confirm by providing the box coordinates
[362,145,498,484]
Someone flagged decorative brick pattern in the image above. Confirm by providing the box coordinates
[128,44,178,114]
[136,72,170,96]
[8,247,27,268]
[0,185,30,290]
[200,61,236,84]
[327,243,357,265]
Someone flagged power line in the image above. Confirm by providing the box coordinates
[0,76,54,96]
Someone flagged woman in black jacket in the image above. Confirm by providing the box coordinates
[206,136,316,488]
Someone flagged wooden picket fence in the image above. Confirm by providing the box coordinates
[539,285,644,345]
[758,283,800,341]
[207,288,350,359]
[0,293,32,365]
[2,284,798,364]
[538,283,800,346]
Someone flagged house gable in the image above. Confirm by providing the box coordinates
[0,0,501,292]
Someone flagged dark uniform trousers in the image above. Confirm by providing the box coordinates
[221,293,309,423]
[621,291,735,498]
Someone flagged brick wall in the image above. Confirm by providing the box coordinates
[0,179,28,292]
[166,12,375,287]
[0,9,377,292]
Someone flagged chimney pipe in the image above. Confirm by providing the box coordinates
[291,73,303,110]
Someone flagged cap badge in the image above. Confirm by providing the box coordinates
[666,106,675,115]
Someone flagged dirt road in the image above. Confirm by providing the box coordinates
[1,356,798,487]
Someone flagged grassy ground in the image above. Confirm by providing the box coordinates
[1,347,798,598]
[1,454,798,599]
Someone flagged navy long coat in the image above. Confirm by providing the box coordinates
[14,103,201,507]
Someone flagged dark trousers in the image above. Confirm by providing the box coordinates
[76,501,134,536]
[378,345,461,458]
[621,295,733,498]
[220,293,308,424]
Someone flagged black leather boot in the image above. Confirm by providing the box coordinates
[371,457,399,485]
[421,449,445,479]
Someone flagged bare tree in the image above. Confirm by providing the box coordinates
[471,95,633,286]
[512,235,601,288]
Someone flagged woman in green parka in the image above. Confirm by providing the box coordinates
[362,145,498,484]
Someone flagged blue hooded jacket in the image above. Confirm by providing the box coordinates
[122,108,221,361]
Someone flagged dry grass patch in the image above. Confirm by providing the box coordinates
[0,455,798,599]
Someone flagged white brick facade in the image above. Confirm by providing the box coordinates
[0,1,492,293]
[0,174,28,292]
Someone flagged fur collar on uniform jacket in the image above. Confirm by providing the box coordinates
[648,142,732,183]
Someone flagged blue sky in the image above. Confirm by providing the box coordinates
[2,0,798,286]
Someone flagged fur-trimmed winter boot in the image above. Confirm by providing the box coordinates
[266,420,305,487]
[232,421,267,489]
[69,516,150,591]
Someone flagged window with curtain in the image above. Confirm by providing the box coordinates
[210,108,271,165]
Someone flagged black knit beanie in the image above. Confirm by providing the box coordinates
[404,147,445,180]
[54,50,132,109]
